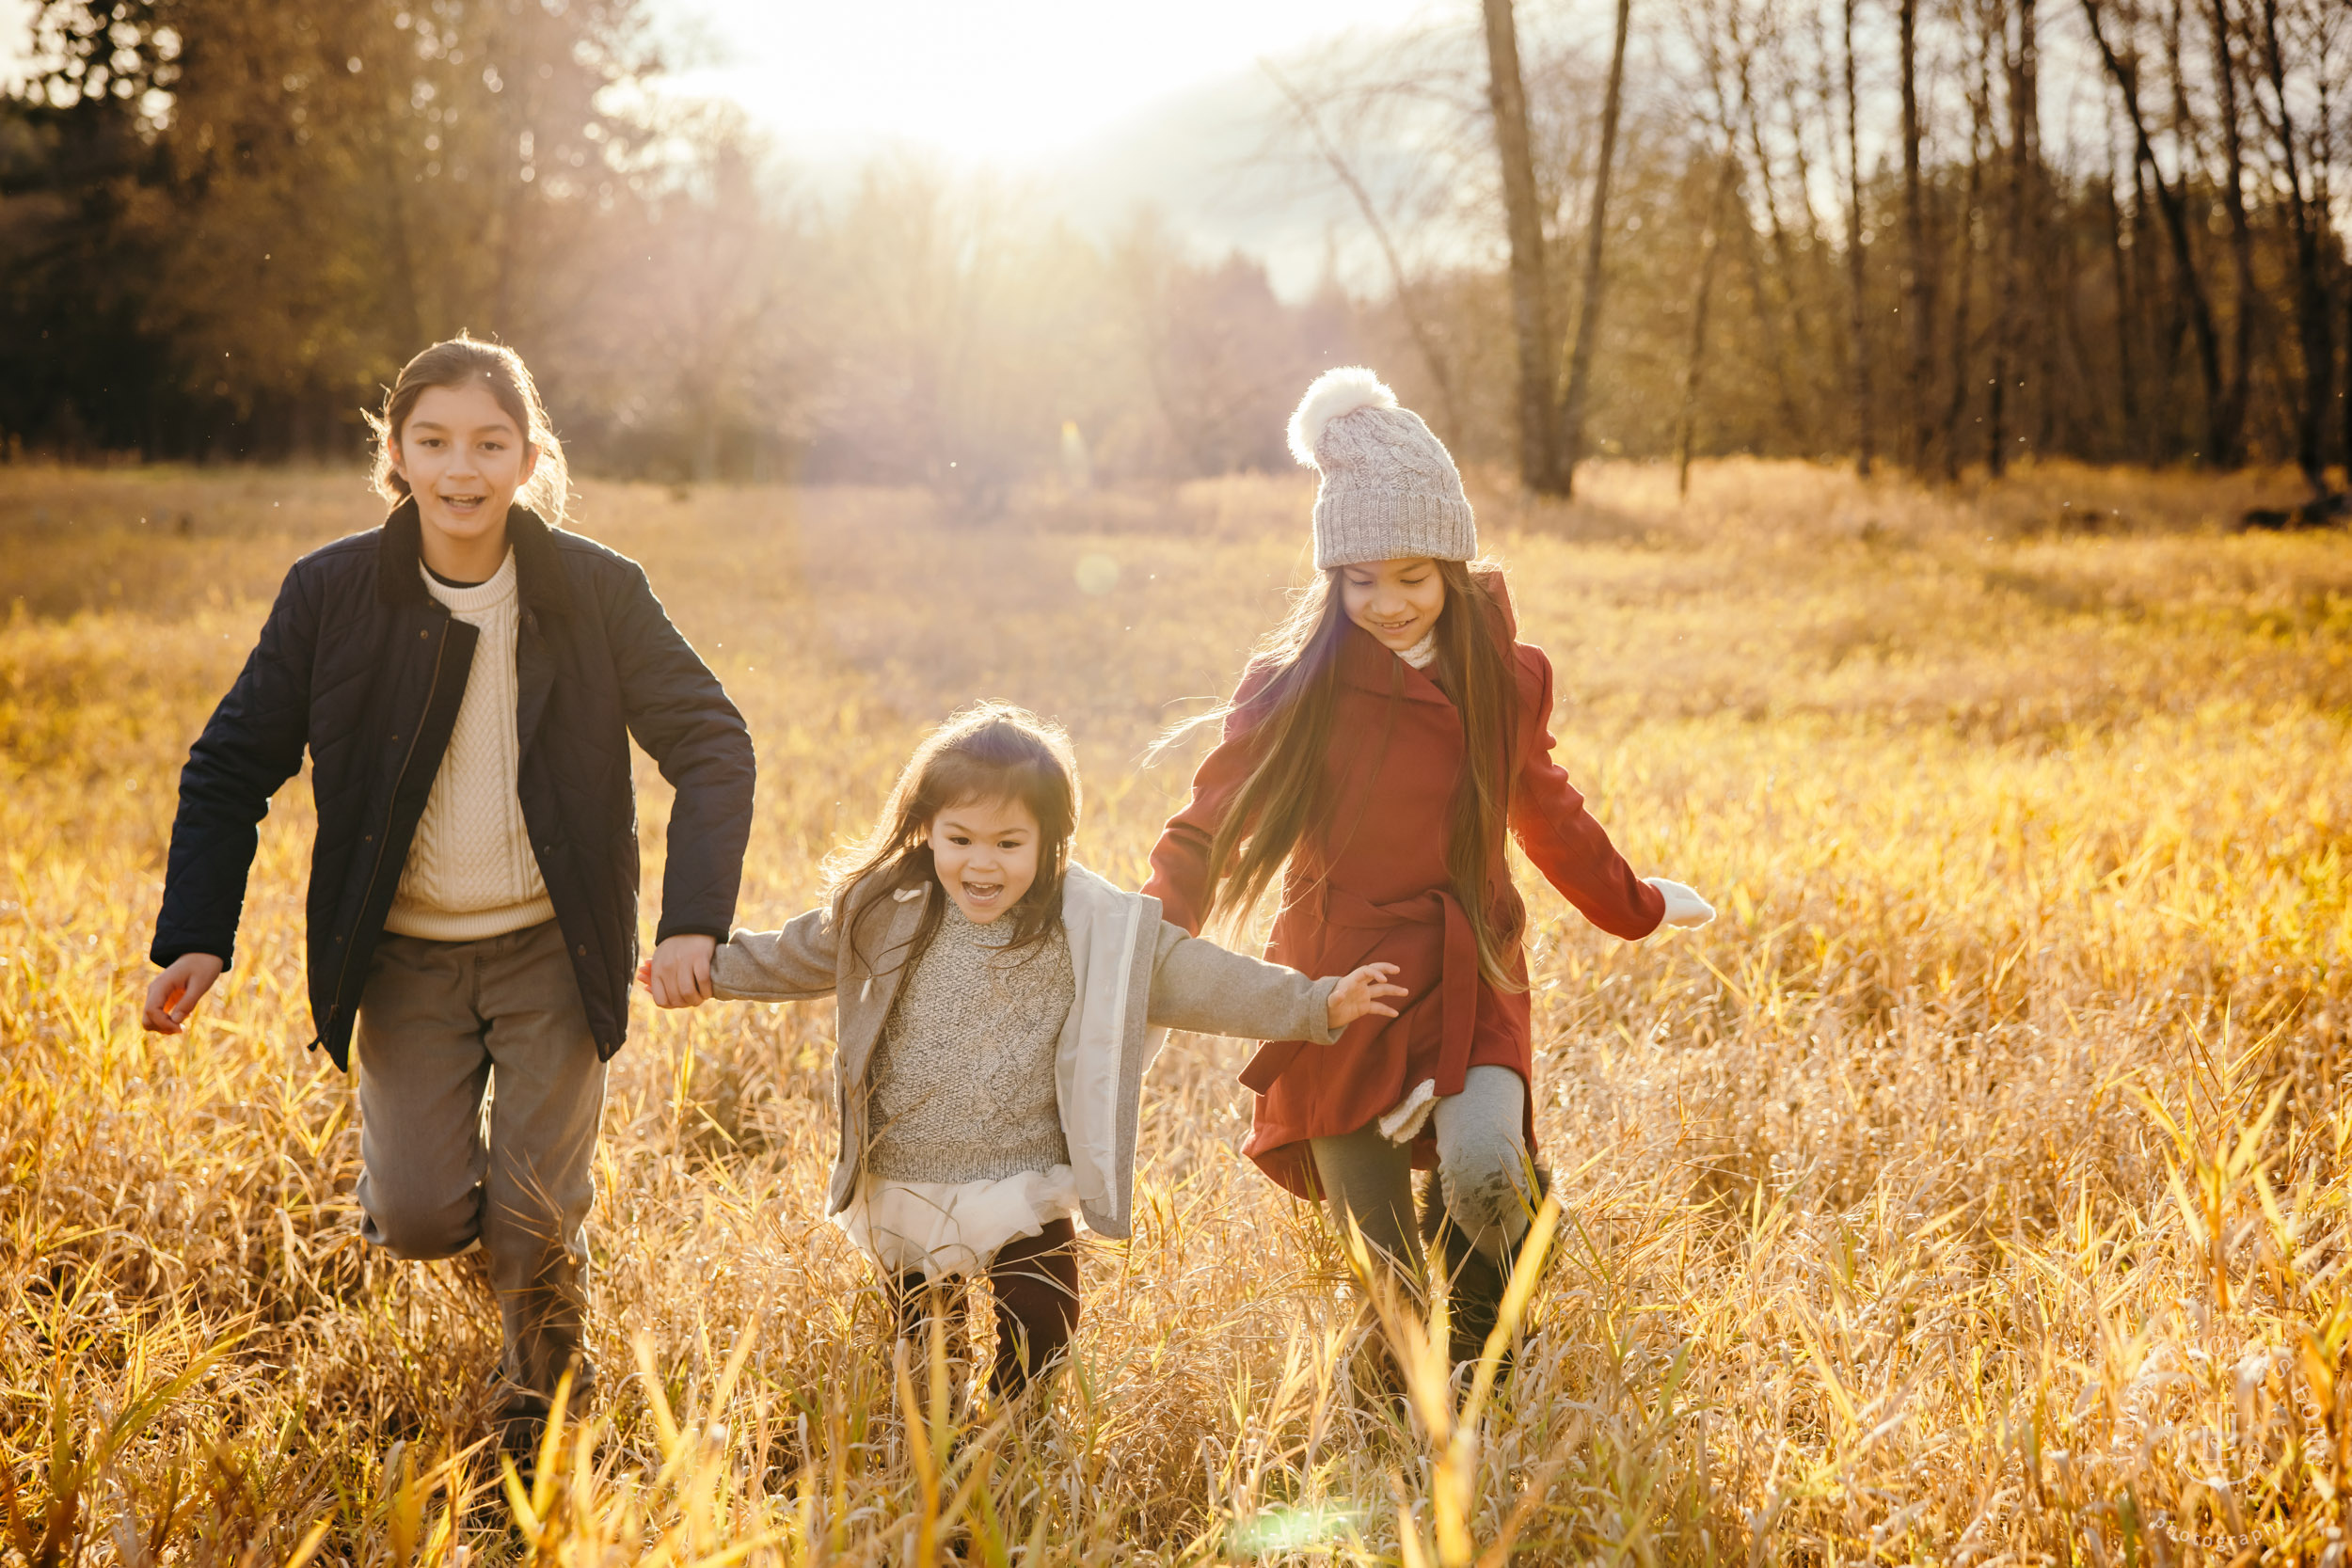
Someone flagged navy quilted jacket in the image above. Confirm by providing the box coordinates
[150,500,756,1069]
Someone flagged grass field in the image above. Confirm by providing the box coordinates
[4,456,2350,1564]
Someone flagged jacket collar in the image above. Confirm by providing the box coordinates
[1058,861,1144,924]
[375,498,575,623]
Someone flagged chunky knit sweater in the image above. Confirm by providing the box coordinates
[866,903,1075,1183]
[383,552,556,941]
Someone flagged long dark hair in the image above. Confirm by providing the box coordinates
[1162,558,1526,987]
[365,333,571,527]
[830,703,1081,983]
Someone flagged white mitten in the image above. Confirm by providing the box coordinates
[1644,877,1716,929]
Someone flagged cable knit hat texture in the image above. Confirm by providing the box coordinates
[1287,367,1477,570]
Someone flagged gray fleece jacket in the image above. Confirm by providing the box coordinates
[710,862,1340,1241]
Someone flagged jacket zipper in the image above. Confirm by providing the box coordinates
[324,620,453,1030]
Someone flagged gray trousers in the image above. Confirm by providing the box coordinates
[1310,1064,1534,1275]
[353,919,608,1403]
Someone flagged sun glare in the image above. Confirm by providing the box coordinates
[666,0,1439,162]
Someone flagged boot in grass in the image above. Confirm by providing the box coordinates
[1418,1168,1551,1375]
[493,1385,551,1477]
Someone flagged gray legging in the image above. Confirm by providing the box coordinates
[1309,1064,1533,1275]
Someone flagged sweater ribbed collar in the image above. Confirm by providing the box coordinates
[419,547,517,614]
[375,498,574,623]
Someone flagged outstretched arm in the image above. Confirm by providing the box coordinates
[1509,649,1668,941]
[1144,922,1405,1043]
[682,902,843,1005]
[145,562,319,1031]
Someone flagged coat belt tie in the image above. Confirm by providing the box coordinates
[1238,883,1481,1099]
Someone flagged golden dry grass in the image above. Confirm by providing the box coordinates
[3,456,2350,1564]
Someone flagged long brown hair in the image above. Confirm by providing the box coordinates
[365,334,571,527]
[1163,558,1526,987]
[829,703,1082,984]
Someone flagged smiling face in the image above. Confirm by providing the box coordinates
[390,381,539,556]
[1340,556,1447,653]
[925,796,1043,924]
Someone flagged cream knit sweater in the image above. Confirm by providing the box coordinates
[383,552,556,942]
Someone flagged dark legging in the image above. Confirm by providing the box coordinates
[891,1217,1081,1397]
[1309,1065,1534,1275]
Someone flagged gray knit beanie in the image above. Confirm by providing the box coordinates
[1287,367,1477,570]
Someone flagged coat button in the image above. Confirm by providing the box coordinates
[364,833,373,844]
[576,944,587,957]
[419,629,429,639]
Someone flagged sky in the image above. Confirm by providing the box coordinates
[657,0,1443,166]
[0,0,1456,293]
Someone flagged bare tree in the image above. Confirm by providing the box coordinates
[1556,0,1633,496]
[1986,0,2036,476]
[1841,0,1875,475]
[2205,0,2256,467]
[1942,0,1992,479]
[1263,63,1467,445]
[1481,0,1563,492]
[2102,105,2143,457]
[1677,149,1742,494]
[2082,0,2230,464]
[1899,0,1931,468]
[2252,0,2337,497]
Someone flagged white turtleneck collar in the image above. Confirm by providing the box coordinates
[1397,630,1438,669]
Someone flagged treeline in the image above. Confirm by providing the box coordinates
[4,0,2346,497]
[1285,0,2348,499]
[0,0,1359,493]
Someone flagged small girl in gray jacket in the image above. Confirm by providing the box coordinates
[648,702,1404,1400]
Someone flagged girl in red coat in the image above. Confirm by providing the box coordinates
[1143,367,1714,1362]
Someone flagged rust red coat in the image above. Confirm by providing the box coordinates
[1143,579,1663,1197]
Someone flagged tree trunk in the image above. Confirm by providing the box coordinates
[1556,0,1632,498]
[1747,87,1821,445]
[2104,122,2141,459]
[1842,0,1874,476]
[1942,23,1990,482]
[2080,0,2229,467]
[1480,0,1560,494]
[1736,152,1807,449]
[1989,0,2036,477]
[1899,0,1931,469]
[1677,150,1741,496]
[2254,0,2335,496]
[2206,0,2254,466]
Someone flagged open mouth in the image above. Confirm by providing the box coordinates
[437,492,489,517]
[961,880,1005,910]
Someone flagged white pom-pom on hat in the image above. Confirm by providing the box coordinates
[1287,366,1398,467]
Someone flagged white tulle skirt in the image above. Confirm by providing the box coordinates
[834,1165,1086,1281]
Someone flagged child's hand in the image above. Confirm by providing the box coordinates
[142,952,224,1034]
[642,933,718,1008]
[1326,962,1407,1032]
[1644,877,1716,929]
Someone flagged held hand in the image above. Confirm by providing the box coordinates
[644,933,718,1009]
[1326,962,1408,1032]
[143,953,225,1034]
[1644,877,1716,929]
